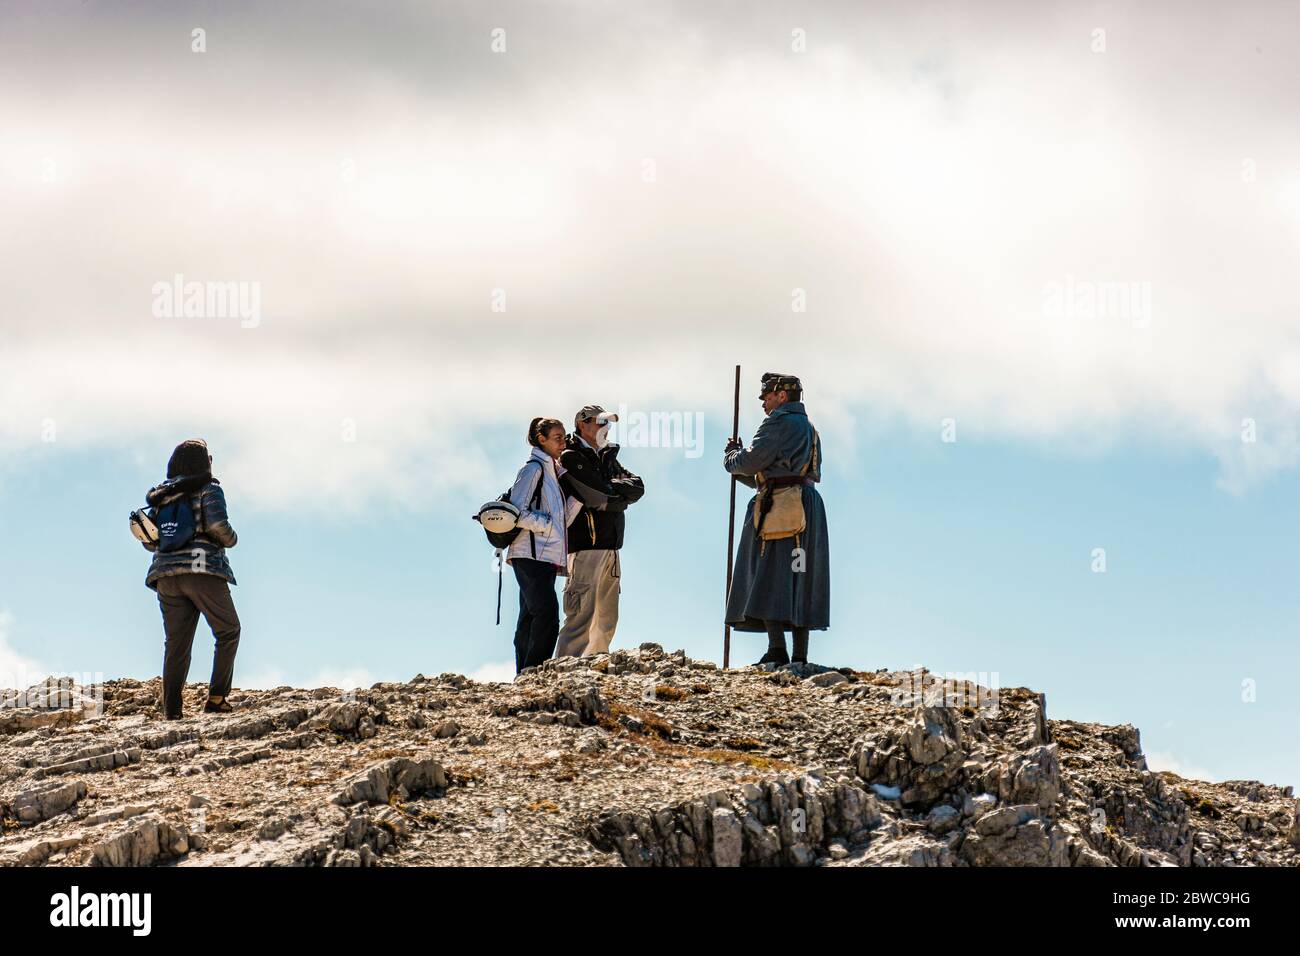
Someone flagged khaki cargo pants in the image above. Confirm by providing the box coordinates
[556,549,620,657]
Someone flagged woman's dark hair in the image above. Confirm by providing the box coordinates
[167,439,212,479]
[527,417,565,448]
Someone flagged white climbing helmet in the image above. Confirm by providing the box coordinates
[475,500,520,534]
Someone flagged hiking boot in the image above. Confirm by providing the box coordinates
[755,648,790,667]
[203,697,233,714]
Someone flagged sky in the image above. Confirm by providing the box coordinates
[1,0,1298,789]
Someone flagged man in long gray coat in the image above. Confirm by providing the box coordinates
[724,373,829,665]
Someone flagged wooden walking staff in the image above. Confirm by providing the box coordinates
[724,364,740,669]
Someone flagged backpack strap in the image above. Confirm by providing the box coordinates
[802,428,819,478]
[183,488,213,548]
[526,460,545,560]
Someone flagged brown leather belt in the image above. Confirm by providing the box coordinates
[757,475,812,491]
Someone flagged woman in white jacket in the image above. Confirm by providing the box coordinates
[508,417,583,673]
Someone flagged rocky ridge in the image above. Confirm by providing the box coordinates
[2,645,1296,867]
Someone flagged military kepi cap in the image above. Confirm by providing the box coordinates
[759,372,802,398]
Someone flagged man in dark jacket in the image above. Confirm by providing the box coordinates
[140,439,241,719]
[556,405,645,657]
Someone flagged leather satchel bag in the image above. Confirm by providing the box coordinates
[754,429,819,542]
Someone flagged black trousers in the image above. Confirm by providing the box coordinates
[513,558,559,673]
[156,573,241,718]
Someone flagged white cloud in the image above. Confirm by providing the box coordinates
[237,660,512,691]
[232,667,288,691]
[1214,428,1300,496]
[0,612,46,690]
[468,660,517,684]
[236,665,377,692]
[2,1,1298,503]
[307,667,378,692]
[1145,750,1217,784]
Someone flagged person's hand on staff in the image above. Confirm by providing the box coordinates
[725,437,743,453]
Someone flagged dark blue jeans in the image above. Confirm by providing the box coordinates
[513,558,559,673]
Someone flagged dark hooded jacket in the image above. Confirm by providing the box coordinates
[559,435,644,552]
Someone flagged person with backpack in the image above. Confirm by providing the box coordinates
[138,439,241,719]
[507,417,583,673]
[555,404,645,657]
[724,373,829,666]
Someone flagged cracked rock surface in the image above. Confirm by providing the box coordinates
[2,648,1295,867]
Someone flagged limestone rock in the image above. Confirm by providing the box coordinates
[927,804,961,834]
[844,832,953,866]
[1,833,85,866]
[302,701,369,735]
[588,775,880,867]
[807,671,848,688]
[89,816,190,867]
[0,657,1293,868]
[712,807,743,867]
[333,756,448,806]
[0,708,85,736]
[6,779,88,823]
[852,706,966,810]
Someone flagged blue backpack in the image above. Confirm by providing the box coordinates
[153,492,198,553]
